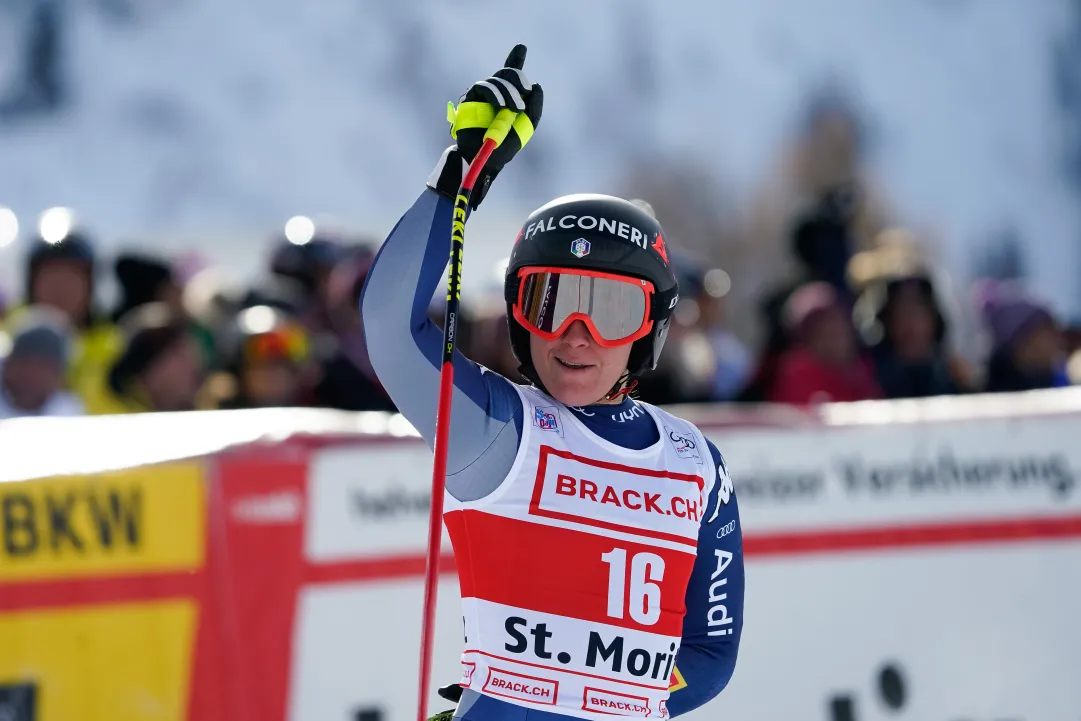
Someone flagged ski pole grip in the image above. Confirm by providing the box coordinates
[483,108,518,147]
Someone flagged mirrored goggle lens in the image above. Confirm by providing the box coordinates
[518,271,648,341]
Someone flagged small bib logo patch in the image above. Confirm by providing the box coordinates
[534,405,562,435]
[665,425,702,464]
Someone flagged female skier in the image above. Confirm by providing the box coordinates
[361,46,744,720]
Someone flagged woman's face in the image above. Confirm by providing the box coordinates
[529,320,632,406]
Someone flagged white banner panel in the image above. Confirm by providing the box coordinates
[708,416,1081,532]
[306,446,448,561]
[709,542,1081,721]
[287,404,1081,721]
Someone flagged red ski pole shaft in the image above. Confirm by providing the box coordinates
[416,107,515,721]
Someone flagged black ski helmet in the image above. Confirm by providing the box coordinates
[504,194,679,384]
[26,230,96,280]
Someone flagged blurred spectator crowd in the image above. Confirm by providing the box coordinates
[1,216,1078,420]
[2,95,1080,419]
[0,223,397,418]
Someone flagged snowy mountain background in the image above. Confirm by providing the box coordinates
[0,0,1077,325]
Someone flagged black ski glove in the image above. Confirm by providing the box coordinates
[427,44,543,209]
[422,683,463,721]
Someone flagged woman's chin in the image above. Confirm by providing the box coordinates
[552,390,598,407]
[546,376,608,407]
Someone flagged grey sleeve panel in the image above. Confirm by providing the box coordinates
[445,407,523,502]
[360,188,523,501]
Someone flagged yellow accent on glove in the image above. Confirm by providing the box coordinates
[447,102,535,149]
[483,107,517,146]
[448,101,496,140]
[510,111,535,147]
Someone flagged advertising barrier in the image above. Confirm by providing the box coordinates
[2,391,1080,721]
[697,408,1081,721]
[0,462,216,721]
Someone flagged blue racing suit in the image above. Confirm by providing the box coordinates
[360,188,744,718]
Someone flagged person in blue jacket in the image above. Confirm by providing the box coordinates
[361,46,744,720]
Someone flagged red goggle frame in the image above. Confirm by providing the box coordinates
[512,266,655,348]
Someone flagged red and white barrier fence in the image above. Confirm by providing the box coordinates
[2,390,1080,721]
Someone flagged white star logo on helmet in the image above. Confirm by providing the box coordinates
[571,238,591,258]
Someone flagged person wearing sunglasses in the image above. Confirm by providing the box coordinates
[361,46,743,721]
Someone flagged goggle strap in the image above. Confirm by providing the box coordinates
[604,378,639,401]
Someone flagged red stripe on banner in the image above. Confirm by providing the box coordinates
[214,454,309,721]
[445,510,694,636]
[193,468,243,721]
[305,553,457,584]
[743,514,1081,557]
[0,570,204,613]
[295,514,1081,588]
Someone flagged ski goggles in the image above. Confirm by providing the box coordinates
[512,266,655,347]
[243,324,310,365]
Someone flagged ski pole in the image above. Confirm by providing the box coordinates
[416,107,518,721]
